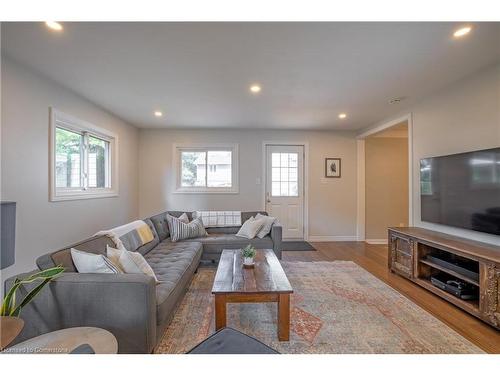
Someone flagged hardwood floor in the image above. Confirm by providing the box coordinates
[282,241,500,353]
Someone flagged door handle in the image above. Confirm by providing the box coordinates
[266,192,271,203]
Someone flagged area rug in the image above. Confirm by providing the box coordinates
[282,241,316,251]
[155,261,483,354]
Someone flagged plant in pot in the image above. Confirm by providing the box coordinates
[242,245,256,267]
[0,266,64,350]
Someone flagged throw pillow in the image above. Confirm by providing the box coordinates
[106,245,124,271]
[255,213,276,238]
[167,215,207,242]
[165,212,189,233]
[178,212,189,224]
[71,248,122,274]
[236,217,266,239]
[107,245,158,282]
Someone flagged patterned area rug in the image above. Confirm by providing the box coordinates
[155,261,483,354]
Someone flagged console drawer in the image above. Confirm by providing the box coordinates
[389,233,415,279]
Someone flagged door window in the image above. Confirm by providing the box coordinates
[271,152,299,197]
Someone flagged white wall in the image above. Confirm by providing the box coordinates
[139,129,358,239]
[366,64,500,246]
[1,57,140,282]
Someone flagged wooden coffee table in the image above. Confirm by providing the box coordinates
[212,249,293,341]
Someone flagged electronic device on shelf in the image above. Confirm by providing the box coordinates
[425,254,479,282]
[430,274,479,300]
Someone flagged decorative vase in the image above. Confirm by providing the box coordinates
[243,257,255,266]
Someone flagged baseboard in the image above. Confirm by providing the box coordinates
[365,239,388,245]
[308,235,359,242]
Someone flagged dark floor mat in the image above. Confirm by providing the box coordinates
[282,241,316,251]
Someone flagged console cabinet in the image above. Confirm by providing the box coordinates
[388,227,500,329]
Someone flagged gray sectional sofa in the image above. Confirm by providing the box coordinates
[4,211,282,354]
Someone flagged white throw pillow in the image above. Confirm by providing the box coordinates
[255,213,276,238]
[177,212,189,224]
[106,246,124,271]
[236,217,266,239]
[107,245,158,282]
[71,248,121,274]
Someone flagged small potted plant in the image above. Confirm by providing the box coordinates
[1,266,64,350]
[242,245,256,267]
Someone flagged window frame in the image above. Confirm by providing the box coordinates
[49,108,119,201]
[173,143,239,194]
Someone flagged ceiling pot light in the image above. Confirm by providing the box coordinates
[453,26,472,38]
[45,21,63,31]
[154,111,163,117]
[338,113,347,119]
[249,84,262,94]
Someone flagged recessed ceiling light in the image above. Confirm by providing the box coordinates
[453,26,472,38]
[249,84,262,94]
[338,113,347,119]
[45,21,63,31]
[154,111,163,117]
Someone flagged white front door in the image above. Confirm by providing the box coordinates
[265,145,304,239]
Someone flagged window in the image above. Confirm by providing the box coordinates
[174,144,238,193]
[271,152,299,197]
[50,109,118,201]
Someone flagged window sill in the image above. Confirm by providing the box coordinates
[50,190,118,202]
[173,189,239,195]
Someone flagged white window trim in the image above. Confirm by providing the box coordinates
[49,108,119,202]
[173,143,239,194]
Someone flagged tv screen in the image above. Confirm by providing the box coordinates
[420,147,500,236]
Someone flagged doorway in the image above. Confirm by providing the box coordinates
[264,144,306,239]
[357,114,413,243]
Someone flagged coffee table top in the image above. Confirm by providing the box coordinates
[212,249,293,294]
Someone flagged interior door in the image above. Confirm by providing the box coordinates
[265,145,304,239]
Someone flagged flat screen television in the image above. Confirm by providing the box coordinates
[420,147,500,236]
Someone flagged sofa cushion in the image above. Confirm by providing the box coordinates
[179,233,273,254]
[149,212,169,241]
[37,235,116,272]
[206,227,240,235]
[144,240,202,325]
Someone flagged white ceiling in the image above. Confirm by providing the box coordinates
[2,22,499,130]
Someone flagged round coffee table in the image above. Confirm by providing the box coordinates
[4,327,118,354]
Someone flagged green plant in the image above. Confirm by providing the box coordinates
[1,266,65,317]
[242,245,256,259]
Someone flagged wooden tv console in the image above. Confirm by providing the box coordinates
[388,227,500,329]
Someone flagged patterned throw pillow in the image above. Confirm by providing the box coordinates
[167,215,207,242]
[70,248,122,274]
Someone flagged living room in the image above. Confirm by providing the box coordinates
[1,1,499,372]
